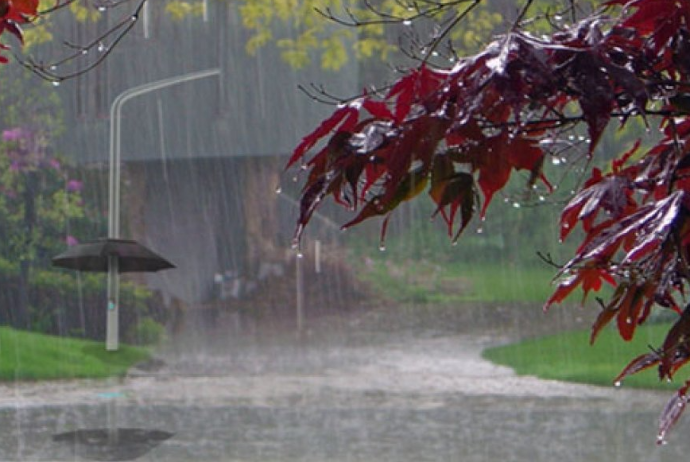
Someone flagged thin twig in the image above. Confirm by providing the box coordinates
[19,0,147,82]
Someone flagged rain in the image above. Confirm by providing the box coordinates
[0,1,688,461]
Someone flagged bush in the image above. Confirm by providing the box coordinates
[0,257,167,343]
[126,317,166,346]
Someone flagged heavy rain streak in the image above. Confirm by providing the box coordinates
[0,0,688,461]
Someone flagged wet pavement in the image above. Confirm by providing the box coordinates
[0,303,688,461]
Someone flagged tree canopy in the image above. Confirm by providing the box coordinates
[288,0,690,443]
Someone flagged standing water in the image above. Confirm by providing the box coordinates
[0,304,688,461]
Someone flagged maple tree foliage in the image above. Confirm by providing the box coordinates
[0,0,148,82]
[0,0,39,62]
[289,0,690,443]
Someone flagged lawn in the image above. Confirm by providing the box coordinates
[0,327,150,381]
[357,259,561,304]
[482,322,679,390]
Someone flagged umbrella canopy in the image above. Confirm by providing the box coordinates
[52,238,175,273]
[53,428,174,461]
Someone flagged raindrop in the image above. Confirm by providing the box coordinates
[81,49,88,55]
[476,227,484,234]
[292,176,299,182]
[52,81,60,87]
[431,51,439,57]
[297,252,304,259]
[551,157,561,165]
[98,6,107,12]
[97,42,107,53]
[614,381,622,387]
[275,186,282,195]
[512,202,521,209]
[49,65,57,71]
[402,19,412,26]
[379,244,386,252]
[538,195,546,201]
[657,436,668,445]
[130,15,138,22]
[554,14,563,21]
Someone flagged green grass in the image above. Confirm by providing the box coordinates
[440,264,560,302]
[483,323,678,390]
[0,327,151,381]
[357,259,561,304]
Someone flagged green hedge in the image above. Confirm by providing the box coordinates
[0,257,167,344]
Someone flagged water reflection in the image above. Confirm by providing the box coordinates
[53,428,174,461]
[0,304,688,461]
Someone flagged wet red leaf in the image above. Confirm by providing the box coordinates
[288,1,690,440]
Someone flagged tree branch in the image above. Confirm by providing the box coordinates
[18,0,147,83]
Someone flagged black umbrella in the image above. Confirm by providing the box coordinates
[52,238,175,273]
[52,238,175,351]
[53,428,174,461]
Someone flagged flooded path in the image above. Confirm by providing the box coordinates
[0,304,688,461]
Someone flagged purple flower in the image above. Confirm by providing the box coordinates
[66,235,79,247]
[66,180,83,192]
[2,127,27,142]
[49,158,61,170]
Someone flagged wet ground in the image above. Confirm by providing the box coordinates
[0,303,688,461]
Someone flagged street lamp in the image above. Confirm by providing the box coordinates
[106,68,221,350]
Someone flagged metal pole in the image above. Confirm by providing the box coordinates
[295,252,304,334]
[105,68,221,351]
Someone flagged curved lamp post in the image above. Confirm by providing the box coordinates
[106,68,221,350]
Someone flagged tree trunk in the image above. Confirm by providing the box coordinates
[15,172,37,330]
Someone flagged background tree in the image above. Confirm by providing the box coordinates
[288,0,690,443]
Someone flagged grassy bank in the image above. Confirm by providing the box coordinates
[483,323,678,390]
[357,259,559,304]
[0,327,150,381]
